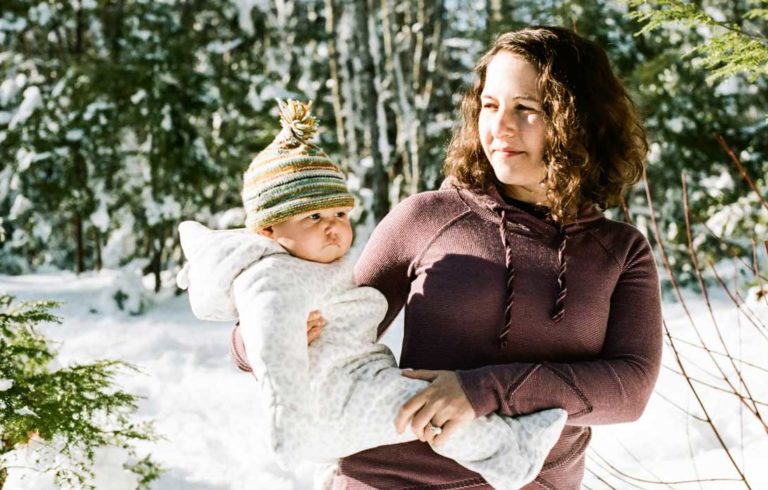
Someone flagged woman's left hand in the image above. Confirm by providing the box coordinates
[395,370,476,447]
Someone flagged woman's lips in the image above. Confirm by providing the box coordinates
[494,149,524,157]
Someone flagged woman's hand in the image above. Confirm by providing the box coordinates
[307,309,326,345]
[395,370,476,447]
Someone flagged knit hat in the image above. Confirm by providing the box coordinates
[242,99,354,231]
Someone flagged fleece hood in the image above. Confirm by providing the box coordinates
[176,221,286,322]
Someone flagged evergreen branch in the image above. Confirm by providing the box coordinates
[0,295,161,488]
[629,0,768,82]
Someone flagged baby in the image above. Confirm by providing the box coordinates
[177,100,566,489]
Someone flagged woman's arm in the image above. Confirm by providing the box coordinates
[354,192,463,337]
[456,236,663,425]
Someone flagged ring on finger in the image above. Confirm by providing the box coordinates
[427,422,442,435]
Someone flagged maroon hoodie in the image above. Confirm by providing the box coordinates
[335,185,663,489]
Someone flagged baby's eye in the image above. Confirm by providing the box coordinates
[335,211,347,218]
[308,213,321,221]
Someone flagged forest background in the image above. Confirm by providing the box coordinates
[1,0,765,283]
[1,0,767,489]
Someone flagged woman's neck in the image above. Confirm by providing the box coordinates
[499,183,549,208]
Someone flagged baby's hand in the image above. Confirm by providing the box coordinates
[307,309,327,345]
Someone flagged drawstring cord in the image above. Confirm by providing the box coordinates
[552,228,568,323]
[497,209,515,350]
[493,207,569,349]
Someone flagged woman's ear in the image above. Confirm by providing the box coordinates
[258,226,274,238]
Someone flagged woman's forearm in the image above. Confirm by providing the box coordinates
[457,238,663,425]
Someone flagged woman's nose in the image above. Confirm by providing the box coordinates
[491,109,515,138]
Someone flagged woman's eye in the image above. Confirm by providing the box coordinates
[481,103,497,109]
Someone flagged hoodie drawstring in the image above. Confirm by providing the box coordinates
[497,209,515,350]
[493,207,569,350]
[552,228,568,323]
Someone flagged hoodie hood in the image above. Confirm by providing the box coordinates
[177,221,286,322]
[440,177,605,238]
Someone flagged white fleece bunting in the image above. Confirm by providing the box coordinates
[177,220,567,489]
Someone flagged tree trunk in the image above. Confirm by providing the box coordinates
[153,239,162,293]
[380,0,413,194]
[269,0,299,85]
[94,227,102,272]
[324,0,348,170]
[355,0,389,221]
[74,213,85,274]
[337,2,360,169]
[488,0,515,38]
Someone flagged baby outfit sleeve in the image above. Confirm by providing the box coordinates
[231,260,320,464]
[177,221,270,322]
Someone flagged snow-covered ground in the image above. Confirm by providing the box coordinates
[1,270,766,489]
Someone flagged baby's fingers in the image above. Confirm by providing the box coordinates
[307,325,324,345]
[307,310,327,328]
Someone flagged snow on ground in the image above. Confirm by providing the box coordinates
[1,270,766,489]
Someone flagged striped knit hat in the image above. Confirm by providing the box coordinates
[242,99,354,231]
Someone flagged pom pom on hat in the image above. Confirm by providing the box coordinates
[242,99,354,231]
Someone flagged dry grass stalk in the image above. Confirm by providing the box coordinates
[625,171,753,487]
[714,134,768,213]
[681,174,767,423]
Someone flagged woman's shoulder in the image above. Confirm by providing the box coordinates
[385,188,472,227]
[364,189,473,256]
[588,216,655,269]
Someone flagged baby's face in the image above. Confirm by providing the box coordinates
[260,206,353,263]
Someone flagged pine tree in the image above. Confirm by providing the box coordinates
[625,0,768,284]
[0,295,159,489]
[629,0,768,82]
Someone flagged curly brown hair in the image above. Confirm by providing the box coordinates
[444,26,648,223]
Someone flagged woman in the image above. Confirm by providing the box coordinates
[332,26,663,489]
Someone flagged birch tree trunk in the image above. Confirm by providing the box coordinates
[269,0,299,86]
[326,0,447,213]
[381,0,444,198]
[324,0,348,170]
[488,0,516,36]
[354,0,389,221]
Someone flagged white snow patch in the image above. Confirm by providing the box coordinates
[66,129,84,141]
[90,199,110,233]
[130,89,147,104]
[17,406,36,417]
[102,213,136,269]
[700,171,735,198]
[214,208,246,229]
[206,39,242,54]
[160,105,172,131]
[0,17,27,32]
[9,86,42,129]
[9,194,32,219]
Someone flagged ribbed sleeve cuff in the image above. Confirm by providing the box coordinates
[456,367,503,418]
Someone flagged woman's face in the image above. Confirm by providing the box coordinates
[478,51,547,204]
